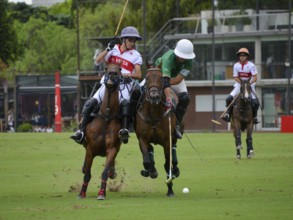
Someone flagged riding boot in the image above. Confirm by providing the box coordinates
[70,98,98,144]
[221,95,234,122]
[119,100,131,144]
[130,83,142,118]
[175,92,190,139]
[252,99,260,124]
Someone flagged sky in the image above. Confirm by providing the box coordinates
[8,0,32,4]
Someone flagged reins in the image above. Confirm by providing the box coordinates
[234,81,252,112]
[137,69,169,127]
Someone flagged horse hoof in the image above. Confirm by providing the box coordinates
[237,155,241,160]
[166,191,175,197]
[140,170,149,177]
[247,150,254,159]
[77,192,86,199]
[172,167,180,178]
[97,190,106,200]
[108,172,117,179]
[149,171,158,179]
[97,195,105,200]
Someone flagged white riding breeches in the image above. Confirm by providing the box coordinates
[230,82,256,99]
[171,79,188,94]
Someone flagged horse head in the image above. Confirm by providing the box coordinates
[240,78,252,104]
[104,62,122,90]
[145,68,163,105]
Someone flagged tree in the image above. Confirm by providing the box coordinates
[10,18,77,74]
[0,0,18,67]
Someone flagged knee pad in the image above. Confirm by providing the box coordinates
[120,100,131,116]
[226,95,234,107]
[82,99,98,115]
[252,99,260,109]
[178,92,190,109]
[131,85,141,102]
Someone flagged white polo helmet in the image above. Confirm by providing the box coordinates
[174,39,196,59]
[120,26,142,40]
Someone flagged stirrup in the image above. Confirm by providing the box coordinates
[70,130,84,144]
[253,117,260,124]
[221,113,230,122]
[119,129,129,144]
[175,125,182,139]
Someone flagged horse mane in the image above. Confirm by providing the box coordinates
[146,67,161,73]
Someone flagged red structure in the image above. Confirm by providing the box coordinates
[55,71,62,132]
[281,116,293,133]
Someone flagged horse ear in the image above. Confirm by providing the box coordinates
[146,60,154,69]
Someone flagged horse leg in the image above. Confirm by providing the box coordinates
[108,160,117,179]
[171,144,180,178]
[164,144,173,180]
[166,181,174,197]
[78,151,93,199]
[82,156,86,174]
[139,140,150,177]
[233,126,242,160]
[97,149,118,200]
[140,141,158,178]
[246,125,254,158]
[148,145,158,178]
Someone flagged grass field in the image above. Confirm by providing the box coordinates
[0,132,292,220]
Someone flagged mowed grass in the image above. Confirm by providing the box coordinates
[0,132,292,220]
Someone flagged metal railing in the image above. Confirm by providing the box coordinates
[142,11,293,63]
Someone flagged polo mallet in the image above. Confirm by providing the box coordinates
[211,94,239,125]
[114,0,129,37]
[166,112,173,184]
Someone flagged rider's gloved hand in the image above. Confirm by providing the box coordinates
[123,75,132,83]
[106,40,115,51]
[165,98,172,112]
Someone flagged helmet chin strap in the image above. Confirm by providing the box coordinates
[122,38,133,50]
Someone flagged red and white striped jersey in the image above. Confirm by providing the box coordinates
[105,45,142,75]
[233,61,257,80]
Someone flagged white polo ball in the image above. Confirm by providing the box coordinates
[182,187,189,193]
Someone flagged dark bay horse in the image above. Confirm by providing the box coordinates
[78,63,123,200]
[231,79,254,160]
[134,68,179,196]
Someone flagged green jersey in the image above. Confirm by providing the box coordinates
[155,50,192,78]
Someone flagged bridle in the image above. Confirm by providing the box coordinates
[137,68,167,128]
[235,80,252,111]
[240,80,252,102]
[144,68,164,105]
[104,71,122,90]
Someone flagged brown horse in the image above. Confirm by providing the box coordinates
[134,68,179,197]
[231,79,255,160]
[78,63,123,200]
